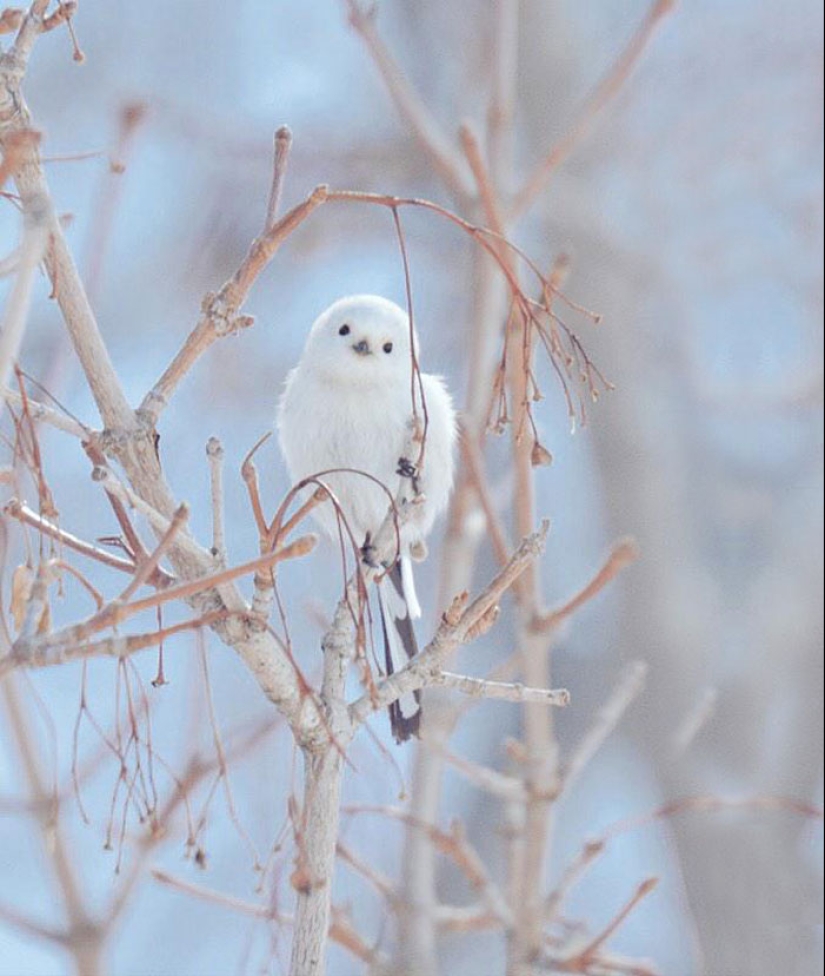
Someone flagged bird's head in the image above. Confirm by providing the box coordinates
[301,295,418,386]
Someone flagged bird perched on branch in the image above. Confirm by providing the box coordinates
[277,295,456,741]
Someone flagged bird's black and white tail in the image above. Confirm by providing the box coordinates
[377,559,421,742]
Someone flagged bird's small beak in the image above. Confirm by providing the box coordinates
[352,339,371,356]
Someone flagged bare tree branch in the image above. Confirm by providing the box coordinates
[432,671,570,707]
[0,899,66,945]
[3,499,144,575]
[511,0,676,218]
[562,878,660,970]
[532,538,640,632]
[205,436,226,563]
[2,389,89,437]
[0,192,48,405]
[6,538,317,673]
[0,674,105,975]
[138,184,329,424]
[563,661,648,791]
[266,124,293,229]
[350,521,550,725]
[0,8,24,37]
[439,748,527,803]
[343,0,473,200]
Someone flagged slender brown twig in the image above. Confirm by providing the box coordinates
[3,499,142,575]
[532,538,640,632]
[343,0,473,201]
[266,125,293,230]
[511,0,677,218]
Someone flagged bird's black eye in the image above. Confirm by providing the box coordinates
[338,324,351,336]
[383,342,393,354]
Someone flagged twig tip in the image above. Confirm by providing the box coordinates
[206,436,224,459]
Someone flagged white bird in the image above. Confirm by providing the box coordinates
[277,295,456,741]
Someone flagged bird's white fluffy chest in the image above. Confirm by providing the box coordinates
[278,367,411,542]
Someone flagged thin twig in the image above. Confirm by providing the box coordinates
[153,869,277,919]
[117,503,188,602]
[3,499,143,575]
[337,842,400,907]
[350,521,550,725]
[343,0,473,200]
[266,125,293,230]
[10,536,317,667]
[82,442,154,570]
[89,464,212,565]
[2,389,89,437]
[671,687,718,757]
[545,840,606,925]
[206,437,226,562]
[0,899,66,945]
[41,1,77,33]
[562,661,648,791]
[441,820,513,928]
[138,185,329,423]
[601,793,824,842]
[152,870,387,967]
[329,907,387,967]
[438,748,527,803]
[48,558,104,610]
[278,488,328,541]
[532,537,640,632]
[240,433,271,539]
[0,192,49,403]
[343,805,513,928]
[459,121,508,241]
[566,878,659,968]
[511,0,676,217]
[2,610,229,676]
[433,671,570,707]
[458,425,512,570]
[0,674,101,970]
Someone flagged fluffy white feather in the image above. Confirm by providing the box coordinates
[276,295,456,740]
[277,295,455,548]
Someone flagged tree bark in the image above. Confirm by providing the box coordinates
[289,746,345,976]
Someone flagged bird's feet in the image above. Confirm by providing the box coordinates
[360,533,380,569]
[397,456,421,494]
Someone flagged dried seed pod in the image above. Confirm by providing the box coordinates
[531,441,553,467]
